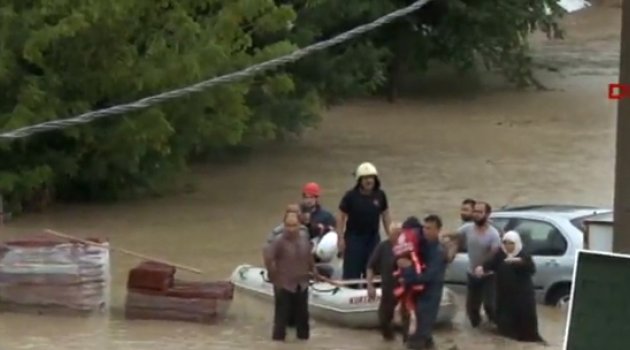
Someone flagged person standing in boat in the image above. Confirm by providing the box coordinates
[299,183,337,277]
[476,231,546,344]
[366,222,403,341]
[300,182,336,239]
[263,209,320,341]
[336,162,392,281]
[400,215,453,350]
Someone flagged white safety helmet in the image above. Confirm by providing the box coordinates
[355,162,378,180]
[315,231,339,262]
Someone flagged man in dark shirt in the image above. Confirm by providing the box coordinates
[263,210,318,341]
[400,215,456,350]
[366,222,402,341]
[337,162,391,281]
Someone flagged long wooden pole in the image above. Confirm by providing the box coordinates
[613,0,630,253]
[44,229,203,274]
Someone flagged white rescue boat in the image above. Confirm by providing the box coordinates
[230,264,458,329]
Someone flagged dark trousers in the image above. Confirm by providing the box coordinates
[466,273,496,327]
[405,288,442,350]
[378,289,396,340]
[342,233,380,281]
[286,268,330,328]
[272,286,309,341]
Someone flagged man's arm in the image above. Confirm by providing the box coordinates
[336,211,347,240]
[380,192,391,236]
[440,223,468,239]
[442,240,458,264]
[262,241,278,279]
[440,223,469,250]
[488,229,502,255]
[381,210,392,237]
[337,192,351,240]
[401,249,446,285]
[479,230,502,267]
[366,243,383,284]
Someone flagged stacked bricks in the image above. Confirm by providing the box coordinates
[125,261,234,324]
[0,234,110,314]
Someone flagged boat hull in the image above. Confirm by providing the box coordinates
[230,264,457,329]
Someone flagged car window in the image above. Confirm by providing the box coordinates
[510,219,568,256]
[491,218,510,234]
[457,218,510,253]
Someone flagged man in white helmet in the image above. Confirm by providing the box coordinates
[336,162,392,282]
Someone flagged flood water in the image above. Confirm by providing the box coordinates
[0,4,622,350]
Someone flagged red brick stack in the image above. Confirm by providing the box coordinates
[125,261,234,324]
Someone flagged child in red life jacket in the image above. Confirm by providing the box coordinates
[392,227,425,336]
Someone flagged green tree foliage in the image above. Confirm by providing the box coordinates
[0,0,563,212]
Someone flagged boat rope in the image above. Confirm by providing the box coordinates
[0,0,431,141]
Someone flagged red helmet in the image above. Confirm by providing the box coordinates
[302,182,321,197]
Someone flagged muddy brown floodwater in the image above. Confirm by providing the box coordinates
[0,4,622,350]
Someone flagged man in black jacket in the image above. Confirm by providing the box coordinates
[399,215,456,350]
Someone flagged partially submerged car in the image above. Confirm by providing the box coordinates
[444,204,611,308]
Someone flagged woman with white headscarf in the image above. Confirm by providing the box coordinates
[475,231,545,344]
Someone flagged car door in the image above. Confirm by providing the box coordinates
[444,218,511,289]
[508,218,568,292]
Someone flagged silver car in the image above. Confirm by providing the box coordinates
[444,204,611,308]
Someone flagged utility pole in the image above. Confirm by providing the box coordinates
[613,0,630,253]
[0,194,3,225]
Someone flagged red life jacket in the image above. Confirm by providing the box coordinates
[392,229,425,311]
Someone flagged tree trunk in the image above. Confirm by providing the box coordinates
[386,25,411,104]
[387,56,402,103]
[613,0,630,253]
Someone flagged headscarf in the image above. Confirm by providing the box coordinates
[502,230,523,258]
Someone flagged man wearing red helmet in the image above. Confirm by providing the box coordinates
[300,182,336,240]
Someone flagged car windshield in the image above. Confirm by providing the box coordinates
[571,214,605,233]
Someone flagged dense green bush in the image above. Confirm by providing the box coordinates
[0,0,563,212]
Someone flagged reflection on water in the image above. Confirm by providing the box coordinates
[0,5,621,350]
